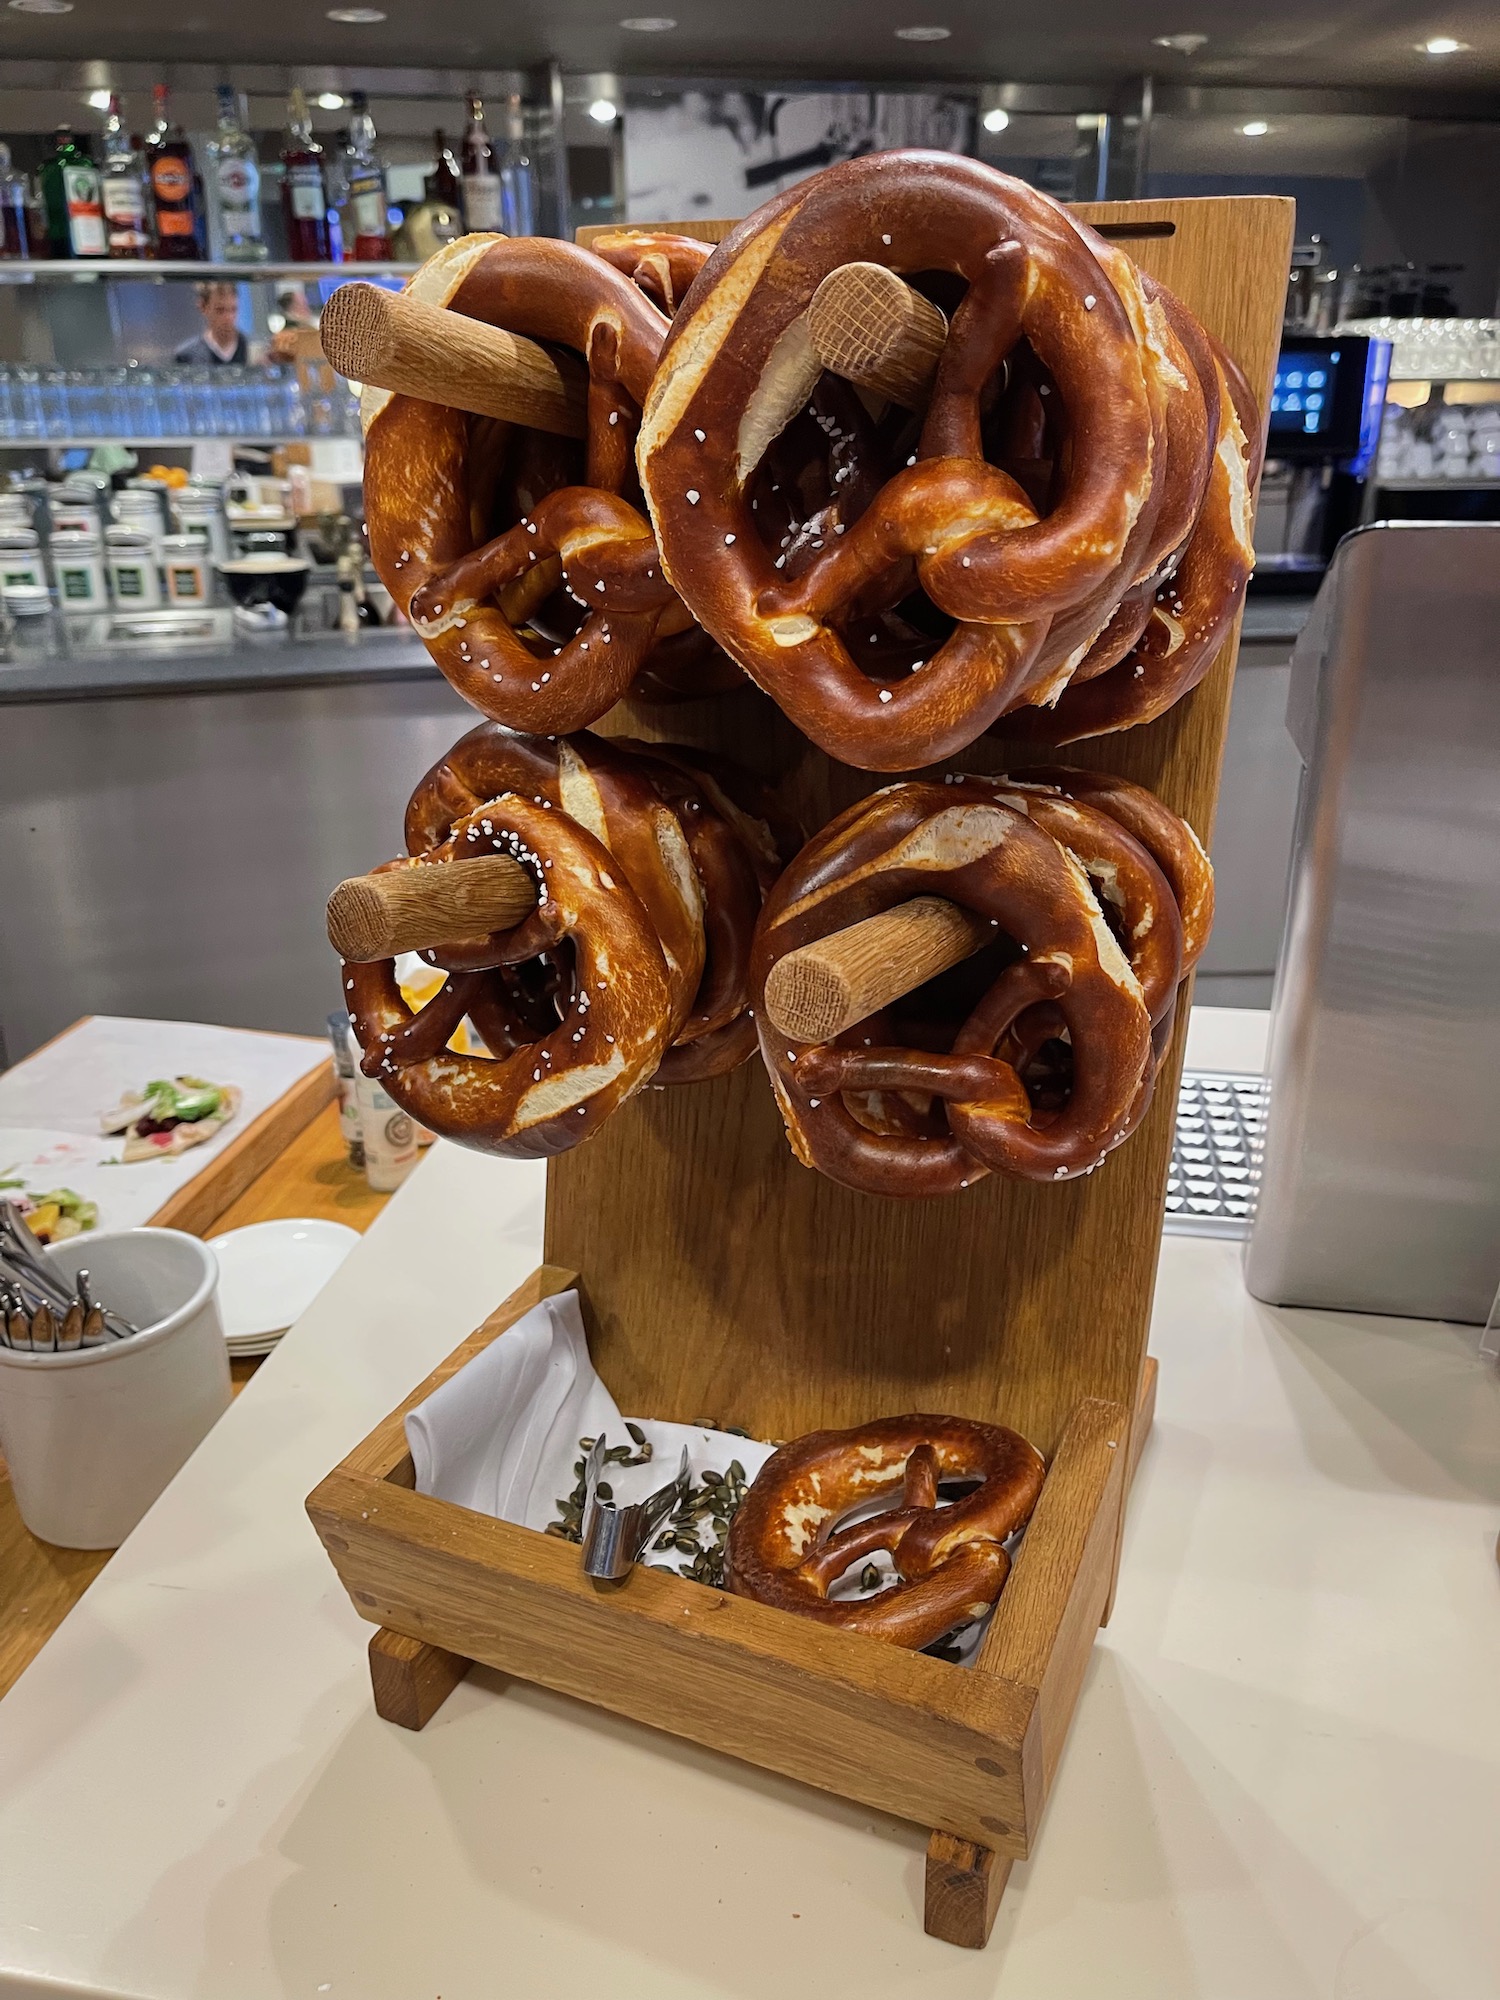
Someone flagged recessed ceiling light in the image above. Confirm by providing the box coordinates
[620,14,676,27]
[1239,119,1270,136]
[1153,31,1208,53]
[1419,35,1469,54]
[982,107,1010,133]
[316,91,347,109]
[588,97,618,123]
[86,88,113,109]
[326,7,386,20]
[7,1,74,13]
[895,24,951,40]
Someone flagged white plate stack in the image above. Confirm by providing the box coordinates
[207,1219,360,1359]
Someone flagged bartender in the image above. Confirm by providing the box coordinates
[173,281,252,366]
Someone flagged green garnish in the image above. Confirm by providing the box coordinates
[143,1076,225,1124]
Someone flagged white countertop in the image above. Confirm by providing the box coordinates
[2,1006,1498,2000]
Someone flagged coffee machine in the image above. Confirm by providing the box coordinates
[1250,333,1390,593]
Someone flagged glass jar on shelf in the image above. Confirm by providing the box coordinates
[50,526,107,608]
[104,524,161,606]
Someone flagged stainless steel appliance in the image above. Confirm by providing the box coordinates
[1246,521,1500,1323]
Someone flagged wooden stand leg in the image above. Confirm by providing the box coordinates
[368,1626,473,1730]
[924,1830,1014,1948]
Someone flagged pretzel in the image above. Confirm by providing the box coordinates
[397,724,794,1094]
[751,779,1155,1196]
[344,791,680,1157]
[727,1414,1045,1650]
[361,233,739,733]
[638,152,1241,770]
[589,228,713,316]
[1006,339,1256,742]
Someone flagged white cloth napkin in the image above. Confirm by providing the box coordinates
[405,1290,775,1573]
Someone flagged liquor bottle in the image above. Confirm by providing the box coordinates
[0,143,32,259]
[426,128,461,209]
[41,128,106,259]
[344,91,390,261]
[498,94,536,238]
[211,85,267,263]
[99,95,151,258]
[459,92,502,232]
[280,88,332,262]
[146,84,204,259]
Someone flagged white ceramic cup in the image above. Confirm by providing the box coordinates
[0,1229,230,1549]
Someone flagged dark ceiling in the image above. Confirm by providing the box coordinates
[1,0,1499,95]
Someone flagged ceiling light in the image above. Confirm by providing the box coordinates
[86,88,113,110]
[619,14,676,27]
[7,1,75,13]
[1153,31,1208,53]
[588,97,619,124]
[1420,35,1469,54]
[982,107,1010,133]
[316,91,347,110]
[326,7,386,20]
[895,24,951,40]
[1239,120,1270,136]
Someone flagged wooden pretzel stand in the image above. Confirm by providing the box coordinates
[309,193,1292,1948]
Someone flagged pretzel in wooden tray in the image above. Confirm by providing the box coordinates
[358,234,739,732]
[727,1415,1045,1650]
[637,152,1257,768]
[749,770,1220,1195]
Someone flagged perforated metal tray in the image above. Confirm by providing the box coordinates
[1165,1071,1269,1238]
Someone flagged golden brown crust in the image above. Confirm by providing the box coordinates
[727,1414,1045,1650]
[750,778,1156,1196]
[362,235,737,729]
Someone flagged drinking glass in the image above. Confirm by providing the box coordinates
[156,367,189,438]
[0,365,16,442]
[38,367,69,439]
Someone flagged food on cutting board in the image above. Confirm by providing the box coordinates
[0,1178,99,1243]
[100,1076,243,1162]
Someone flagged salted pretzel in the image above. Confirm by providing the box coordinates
[638,151,1247,770]
[382,725,793,1109]
[727,1415,1045,1650]
[751,780,1156,1197]
[589,228,713,316]
[344,788,680,1158]
[361,233,738,734]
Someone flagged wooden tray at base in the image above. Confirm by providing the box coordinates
[308,194,1291,1950]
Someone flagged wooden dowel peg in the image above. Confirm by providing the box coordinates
[320,281,588,439]
[327,855,537,964]
[807,262,948,410]
[763,895,994,1044]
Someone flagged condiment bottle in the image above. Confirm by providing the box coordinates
[460,92,502,232]
[146,84,204,261]
[41,128,106,259]
[280,88,332,263]
[344,91,390,261]
[100,95,151,257]
[0,143,32,258]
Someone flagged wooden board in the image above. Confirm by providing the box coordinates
[547,197,1294,1460]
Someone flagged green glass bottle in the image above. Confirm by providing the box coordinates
[41,126,106,259]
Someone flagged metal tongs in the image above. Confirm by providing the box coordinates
[579,1435,690,1580]
[0,1203,138,1350]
